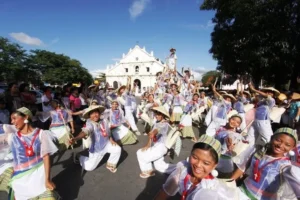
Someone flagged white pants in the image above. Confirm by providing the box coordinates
[247,119,273,146]
[205,105,218,126]
[239,113,247,131]
[80,142,121,171]
[206,118,226,137]
[136,144,175,174]
[125,107,138,131]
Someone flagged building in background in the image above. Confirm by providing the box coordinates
[105,45,167,93]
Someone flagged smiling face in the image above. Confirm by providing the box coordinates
[89,110,101,122]
[193,94,199,101]
[228,116,242,129]
[11,112,27,130]
[111,102,118,110]
[271,133,295,157]
[189,148,218,180]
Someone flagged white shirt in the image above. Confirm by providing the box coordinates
[42,94,54,112]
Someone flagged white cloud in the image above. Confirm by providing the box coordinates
[183,20,215,31]
[9,32,43,46]
[129,0,151,20]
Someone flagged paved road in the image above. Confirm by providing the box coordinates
[0,102,205,200]
[50,121,202,200]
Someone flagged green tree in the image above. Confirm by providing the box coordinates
[201,70,221,86]
[201,0,300,90]
[27,50,93,84]
[0,37,26,82]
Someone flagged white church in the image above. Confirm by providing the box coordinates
[105,45,169,93]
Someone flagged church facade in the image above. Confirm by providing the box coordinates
[105,45,167,93]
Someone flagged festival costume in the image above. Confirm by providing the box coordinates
[0,124,14,193]
[137,121,175,174]
[215,128,244,177]
[117,91,138,132]
[8,128,58,200]
[47,109,73,150]
[247,96,275,146]
[109,109,137,145]
[171,94,184,122]
[162,161,234,200]
[179,101,198,138]
[79,119,121,171]
[234,97,247,131]
[206,97,232,137]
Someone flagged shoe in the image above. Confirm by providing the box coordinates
[134,131,141,136]
[143,133,148,136]
[140,172,155,179]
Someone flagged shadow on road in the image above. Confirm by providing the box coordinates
[135,172,181,200]
[52,153,84,200]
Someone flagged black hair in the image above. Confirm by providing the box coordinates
[19,83,29,92]
[13,111,35,127]
[191,142,219,163]
[7,82,17,92]
[42,86,52,93]
[70,87,78,93]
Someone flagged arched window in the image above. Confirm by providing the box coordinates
[135,66,139,73]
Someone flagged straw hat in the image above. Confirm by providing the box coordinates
[222,94,237,101]
[277,93,287,101]
[116,85,126,95]
[94,80,99,85]
[243,91,251,97]
[83,105,105,119]
[274,127,298,142]
[198,135,221,158]
[17,107,33,119]
[261,87,280,96]
[88,84,96,89]
[291,92,300,100]
[152,106,170,119]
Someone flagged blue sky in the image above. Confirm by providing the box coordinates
[0,0,217,77]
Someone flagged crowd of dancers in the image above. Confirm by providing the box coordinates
[0,67,300,200]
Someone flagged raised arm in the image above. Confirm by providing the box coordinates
[248,82,268,98]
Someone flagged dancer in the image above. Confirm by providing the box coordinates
[6,107,58,199]
[231,127,298,200]
[154,135,234,200]
[108,101,138,145]
[70,105,121,172]
[137,106,175,178]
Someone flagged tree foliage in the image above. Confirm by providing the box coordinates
[201,70,221,86]
[0,37,93,85]
[201,0,300,90]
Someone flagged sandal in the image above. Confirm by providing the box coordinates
[139,172,155,179]
[106,166,117,173]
